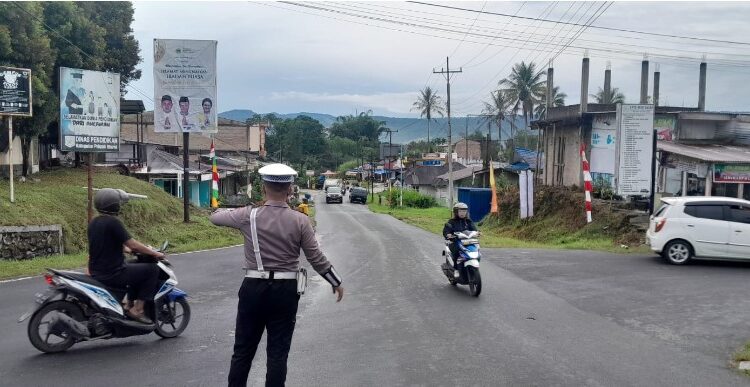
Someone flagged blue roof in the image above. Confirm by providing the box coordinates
[514,147,542,169]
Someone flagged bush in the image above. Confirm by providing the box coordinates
[384,188,437,208]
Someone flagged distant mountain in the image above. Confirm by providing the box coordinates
[219,109,530,144]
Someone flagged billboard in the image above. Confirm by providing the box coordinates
[0,66,32,116]
[153,39,217,133]
[380,143,401,159]
[614,104,654,196]
[714,163,750,183]
[59,67,120,152]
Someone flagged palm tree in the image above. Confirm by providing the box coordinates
[591,87,626,104]
[411,86,445,152]
[535,86,567,119]
[499,61,546,129]
[482,90,514,152]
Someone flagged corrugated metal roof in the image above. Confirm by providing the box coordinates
[657,142,750,163]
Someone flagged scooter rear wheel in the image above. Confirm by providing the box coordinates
[154,297,191,338]
[28,300,84,353]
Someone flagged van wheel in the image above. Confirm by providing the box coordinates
[662,240,693,265]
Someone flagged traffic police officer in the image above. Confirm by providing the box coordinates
[210,163,344,387]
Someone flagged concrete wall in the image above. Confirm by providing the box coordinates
[0,136,39,177]
[0,225,63,260]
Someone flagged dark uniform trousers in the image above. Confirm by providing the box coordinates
[228,277,300,387]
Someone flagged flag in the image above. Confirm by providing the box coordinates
[210,139,219,208]
[489,159,498,214]
[580,144,593,223]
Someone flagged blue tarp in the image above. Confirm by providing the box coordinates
[457,187,492,222]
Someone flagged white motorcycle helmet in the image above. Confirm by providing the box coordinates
[453,202,469,219]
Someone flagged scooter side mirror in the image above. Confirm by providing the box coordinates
[160,241,169,252]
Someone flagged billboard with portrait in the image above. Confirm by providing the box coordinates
[59,67,120,152]
[153,39,217,134]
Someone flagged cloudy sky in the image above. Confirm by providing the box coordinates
[127,1,750,118]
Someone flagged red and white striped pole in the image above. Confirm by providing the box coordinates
[580,144,593,223]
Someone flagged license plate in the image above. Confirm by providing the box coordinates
[17,289,54,323]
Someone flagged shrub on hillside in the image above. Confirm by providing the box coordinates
[385,188,437,208]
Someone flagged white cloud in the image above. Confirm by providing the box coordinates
[268,91,421,116]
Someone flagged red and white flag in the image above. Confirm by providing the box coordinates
[581,144,593,223]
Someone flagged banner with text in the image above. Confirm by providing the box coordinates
[714,163,750,183]
[615,104,654,196]
[0,66,32,116]
[59,67,120,152]
[153,39,217,134]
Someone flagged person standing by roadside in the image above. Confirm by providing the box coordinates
[210,163,344,387]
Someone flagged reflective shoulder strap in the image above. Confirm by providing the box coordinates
[250,207,264,272]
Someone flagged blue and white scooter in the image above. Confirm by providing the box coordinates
[441,231,482,297]
[18,242,190,353]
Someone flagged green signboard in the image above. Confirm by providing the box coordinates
[713,163,750,183]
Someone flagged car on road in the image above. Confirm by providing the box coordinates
[326,186,343,204]
[647,196,750,264]
[349,187,368,204]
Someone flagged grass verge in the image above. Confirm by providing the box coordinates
[733,342,750,375]
[368,189,649,253]
[0,168,243,279]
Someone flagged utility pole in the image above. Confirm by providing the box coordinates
[434,57,462,206]
[384,128,398,191]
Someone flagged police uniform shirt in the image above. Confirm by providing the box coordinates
[210,201,332,274]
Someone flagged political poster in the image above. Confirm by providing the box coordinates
[615,104,654,196]
[153,39,217,134]
[0,66,32,116]
[59,67,120,152]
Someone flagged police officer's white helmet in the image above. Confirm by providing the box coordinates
[258,163,298,183]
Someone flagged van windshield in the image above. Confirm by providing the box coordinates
[328,187,341,193]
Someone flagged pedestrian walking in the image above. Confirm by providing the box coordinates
[210,163,344,387]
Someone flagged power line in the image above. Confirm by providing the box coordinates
[321,1,750,61]
[449,0,487,58]
[408,1,750,46]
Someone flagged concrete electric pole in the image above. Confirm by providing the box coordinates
[433,57,462,207]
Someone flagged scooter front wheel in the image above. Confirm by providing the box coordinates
[154,297,191,338]
[467,267,482,297]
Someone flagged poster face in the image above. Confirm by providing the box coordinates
[153,39,217,133]
[59,67,120,152]
[590,115,616,175]
[654,116,676,141]
[714,163,750,183]
[615,104,654,196]
[0,66,32,116]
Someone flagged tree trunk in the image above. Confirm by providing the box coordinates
[427,118,431,153]
[20,136,30,177]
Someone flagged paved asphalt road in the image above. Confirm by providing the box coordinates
[1,192,748,386]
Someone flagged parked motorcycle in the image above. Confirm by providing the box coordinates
[440,231,482,297]
[18,241,190,353]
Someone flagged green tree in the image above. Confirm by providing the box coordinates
[0,1,142,175]
[534,86,567,119]
[329,111,387,145]
[411,86,445,152]
[0,2,55,176]
[76,2,142,88]
[482,89,514,155]
[591,87,626,104]
[499,61,546,129]
[266,115,327,169]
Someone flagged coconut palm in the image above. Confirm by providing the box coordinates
[591,87,626,104]
[534,86,567,119]
[411,86,445,152]
[499,61,546,129]
[482,89,514,145]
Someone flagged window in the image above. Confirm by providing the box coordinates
[728,205,750,224]
[654,204,669,217]
[684,205,726,221]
